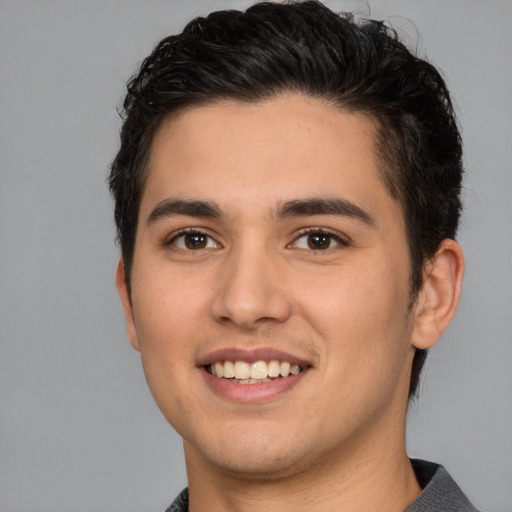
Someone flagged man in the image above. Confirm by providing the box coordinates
[109,1,478,510]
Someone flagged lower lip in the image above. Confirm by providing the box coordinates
[201,367,308,404]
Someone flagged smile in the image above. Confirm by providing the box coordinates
[207,360,303,383]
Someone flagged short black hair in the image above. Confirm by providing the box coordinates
[109,0,463,398]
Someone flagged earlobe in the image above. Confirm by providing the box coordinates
[411,239,465,350]
[115,259,141,351]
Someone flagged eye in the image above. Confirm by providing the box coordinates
[291,230,347,251]
[169,230,220,250]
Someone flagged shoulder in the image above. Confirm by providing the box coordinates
[165,487,189,512]
[406,459,482,512]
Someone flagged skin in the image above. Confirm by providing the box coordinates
[116,94,464,512]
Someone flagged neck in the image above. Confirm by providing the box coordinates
[184,423,421,512]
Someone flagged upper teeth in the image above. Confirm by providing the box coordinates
[209,360,302,380]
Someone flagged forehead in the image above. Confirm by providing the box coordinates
[141,94,399,223]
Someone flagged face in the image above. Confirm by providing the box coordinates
[118,94,421,479]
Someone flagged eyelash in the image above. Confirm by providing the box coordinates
[166,228,220,251]
[165,227,348,253]
[290,228,349,251]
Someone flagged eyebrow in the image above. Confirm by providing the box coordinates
[146,196,374,227]
[277,198,374,226]
[147,198,223,225]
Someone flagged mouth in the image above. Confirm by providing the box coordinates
[206,359,304,384]
[200,348,311,402]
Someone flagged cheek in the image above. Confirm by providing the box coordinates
[132,266,209,336]
[130,269,208,383]
[299,262,413,375]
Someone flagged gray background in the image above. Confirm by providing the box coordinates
[1,1,510,511]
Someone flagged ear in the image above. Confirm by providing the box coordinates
[115,259,141,352]
[411,239,465,350]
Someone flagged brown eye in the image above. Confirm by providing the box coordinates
[291,230,347,251]
[170,231,219,250]
[184,233,208,249]
[307,233,331,250]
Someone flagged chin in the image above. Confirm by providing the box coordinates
[184,425,314,480]
[206,450,308,481]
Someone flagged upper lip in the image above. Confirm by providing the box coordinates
[197,348,311,367]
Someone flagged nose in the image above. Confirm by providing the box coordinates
[210,244,293,330]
